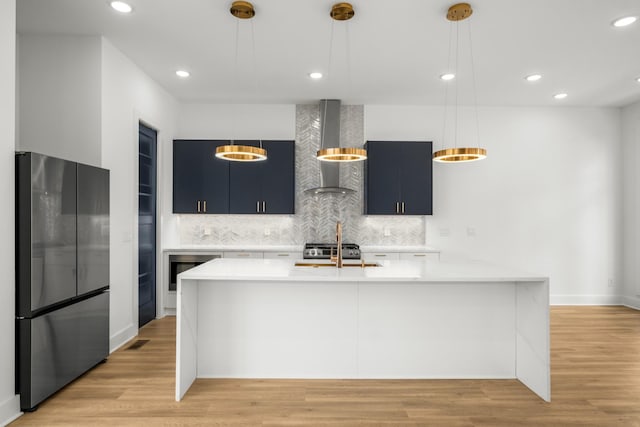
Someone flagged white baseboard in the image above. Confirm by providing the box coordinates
[550,294,622,305]
[621,295,640,310]
[110,322,138,353]
[0,395,21,426]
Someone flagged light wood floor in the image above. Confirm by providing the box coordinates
[10,306,640,426]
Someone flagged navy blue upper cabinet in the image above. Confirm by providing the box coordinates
[364,141,433,215]
[173,140,230,214]
[229,140,295,214]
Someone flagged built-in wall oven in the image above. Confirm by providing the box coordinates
[168,254,221,291]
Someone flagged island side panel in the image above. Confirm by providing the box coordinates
[357,282,517,378]
[176,276,199,401]
[196,280,359,378]
[515,279,551,401]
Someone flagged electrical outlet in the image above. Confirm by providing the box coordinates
[383,227,391,237]
[467,227,476,237]
[203,227,212,236]
[264,228,271,236]
[608,278,615,288]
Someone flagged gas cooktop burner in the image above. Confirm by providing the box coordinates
[303,243,361,260]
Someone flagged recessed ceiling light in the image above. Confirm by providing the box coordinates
[553,93,568,100]
[636,77,640,83]
[612,16,637,27]
[525,74,542,82]
[440,73,455,81]
[309,72,323,80]
[176,70,190,78]
[110,1,133,13]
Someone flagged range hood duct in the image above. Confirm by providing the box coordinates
[305,99,356,195]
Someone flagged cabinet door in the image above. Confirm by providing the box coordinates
[398,252,440,261]
[262,252,298,260]
[399,141,432,215]
[361,252,400,261]
[173,140,229,213]
[229,140,295,214]
[365,141,402,215]
[223,251,264,259]
[200,140,230,214]
[229,140,264,214]
[261,140,295,214]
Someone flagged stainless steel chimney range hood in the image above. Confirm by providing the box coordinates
[305,99,361,195]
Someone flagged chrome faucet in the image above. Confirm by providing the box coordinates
[331,221,343,268]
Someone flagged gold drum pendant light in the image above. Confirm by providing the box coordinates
[317,147,367,162]
[215,1,267,162]
[315,3,367,163]
[433,3,487,164]
[215,144,267,162]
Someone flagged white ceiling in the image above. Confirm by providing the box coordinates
[16,0,640,107]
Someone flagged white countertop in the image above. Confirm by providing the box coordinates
[178,258,546,283]
[164,245,439,253]
[163,245,301,253]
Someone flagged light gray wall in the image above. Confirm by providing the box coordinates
[0,0,20,424]
[623,100,640,308]
[17,34,102,166]
[101,38,179,350]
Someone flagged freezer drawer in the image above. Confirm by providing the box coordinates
[17,292,109,411]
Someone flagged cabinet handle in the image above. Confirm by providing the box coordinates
[413,254,426,257]
[256,201,260,213]
[262,201,266,213]
[197,200,201,213]
[401,202,405,214]
[203,200,207,213]
[277,253,289,257]
[375,254,387,257]
[396,202,400,214]
[237,253,250,257]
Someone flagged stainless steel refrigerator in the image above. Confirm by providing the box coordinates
[16,152,110,411]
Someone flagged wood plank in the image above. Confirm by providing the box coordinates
[10,306,640,426]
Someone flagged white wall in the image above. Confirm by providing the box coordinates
[622,100,640,309]
[366,105,623,304]
[101,38,179,350]
[17,35,102,166]
[0,0,21,424]
[177,104,295,140]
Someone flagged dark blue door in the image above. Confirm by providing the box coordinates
[229,140,295,214]
[365,141,402,214]
[139,123,157,327]
[261,141,295,214]
[400,141,433,215]
[173,140,230,213]
[229,141,264,214]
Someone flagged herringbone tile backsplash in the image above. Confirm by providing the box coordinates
[178,104,426,246]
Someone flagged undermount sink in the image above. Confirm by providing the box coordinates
[294,261,381,268]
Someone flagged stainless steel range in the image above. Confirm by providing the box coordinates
[303,243,361,260]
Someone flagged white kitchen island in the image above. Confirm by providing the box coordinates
[176,258,550,402]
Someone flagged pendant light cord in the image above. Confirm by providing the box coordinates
[346,22,352,88]
[232,19,240,146]
[441,21,454,153]
[454,20,460,149]
[468,19,481,149]
[321,22,335,151]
